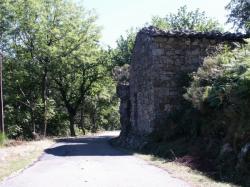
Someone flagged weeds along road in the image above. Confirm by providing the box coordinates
[0,132,190,187]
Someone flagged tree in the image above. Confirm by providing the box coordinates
[0,0,16,134]
[0,0,15,52]
[226,0,250,32]
[4,46,45,138]
[113,29,136,66]
[151,5,223,32]
[1,0,112,137]
[3,0,63,137]
[52,54,108,136]
[0,54,3,134]
[83,52,120,133]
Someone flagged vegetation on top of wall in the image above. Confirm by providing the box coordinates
[150,5,223,31]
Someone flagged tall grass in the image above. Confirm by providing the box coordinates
[0,133,7,146]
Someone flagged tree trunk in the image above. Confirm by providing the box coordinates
[80,107,85,135]
[0,54,4,134]
[69,114,76,136]
[31,108,39,140]
[91,110,97,133]
[42,66,48,137]
[31,109,35,133]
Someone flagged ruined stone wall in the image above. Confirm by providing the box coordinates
[129,33,221,136]
[150,37,219,126]
[129,33,155,135]
[116,27,248,148]
[116,84,130,138]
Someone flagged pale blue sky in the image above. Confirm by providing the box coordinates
[79,0,231,47]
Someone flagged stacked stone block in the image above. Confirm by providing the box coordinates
[117,26,248,146]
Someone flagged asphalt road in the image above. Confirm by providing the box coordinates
[0,132,190,187]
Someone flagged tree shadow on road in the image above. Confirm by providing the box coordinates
[44,136,132,157]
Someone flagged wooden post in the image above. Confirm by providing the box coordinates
[0,53,4,134]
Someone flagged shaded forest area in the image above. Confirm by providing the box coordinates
[0,0,121,138]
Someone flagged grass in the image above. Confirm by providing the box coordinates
[0,133,7,147]
[111,142,238,187]
[135,153,238,187]
[0,139,54,181]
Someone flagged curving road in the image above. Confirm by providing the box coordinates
[0,132,190,187]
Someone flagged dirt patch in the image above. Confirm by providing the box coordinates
[3,140,26,147]
[176,155,216,173]
[135,153,237,187]
[0,139,54,181]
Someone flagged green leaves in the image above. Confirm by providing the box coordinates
[113,29,136,66]
[226,0,250,32]
[151,5,223,32]
[185,40,250,110]
[1,0,119,138]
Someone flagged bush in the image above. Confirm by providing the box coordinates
[184,41,250,142]
[0,132,7,146]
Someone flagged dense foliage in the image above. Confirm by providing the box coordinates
[111,30,135,85]
[226,0,250,32]
[113,29,136,66]
[186,43,250,184]
[1,0,120,138]
[185,43,250,142]
[151,5,223,31]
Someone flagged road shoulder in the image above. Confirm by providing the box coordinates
[0,139,54,182]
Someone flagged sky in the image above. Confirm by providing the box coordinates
[79,0,232,47]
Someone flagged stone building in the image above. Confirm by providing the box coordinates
[117,26,248,147]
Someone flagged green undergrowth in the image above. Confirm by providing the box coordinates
[143,135,250,185]
[0,133,7,146]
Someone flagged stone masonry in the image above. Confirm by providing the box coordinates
[116,26,248,148]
